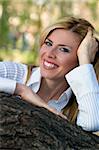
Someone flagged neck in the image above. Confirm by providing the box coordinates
[43,77,68,90]
[38,77,69,102]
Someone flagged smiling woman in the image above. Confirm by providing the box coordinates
[0,16,99,132]
[39,29,81,80]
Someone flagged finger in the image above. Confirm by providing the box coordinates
[86,27,93,37]
[48,107,68,120]
[58,113,68,120]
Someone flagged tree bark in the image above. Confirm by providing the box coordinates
[0,92,99,150]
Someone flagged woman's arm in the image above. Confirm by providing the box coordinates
[14,83,67,119]
[0,61,27,94]
[0,77,16,94]
[77,28,98,65]
[66,29,99,131]
[15,83,48,108]
[0,61,67,119]
[66,64,99,131]
[0,61,28,84]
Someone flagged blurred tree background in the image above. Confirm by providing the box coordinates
[0,0,99,65]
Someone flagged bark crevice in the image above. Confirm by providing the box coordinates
[0,92,99,150]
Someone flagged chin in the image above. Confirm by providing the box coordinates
[41,72,52,79]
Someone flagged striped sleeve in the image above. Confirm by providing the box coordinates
[76,93,99,132]
[0,61,28,84]
[66,64,99,131]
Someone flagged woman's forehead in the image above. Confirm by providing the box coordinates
[46,29,81,50]
[47,29,81,43]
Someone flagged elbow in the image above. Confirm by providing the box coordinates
[76,116,99,132]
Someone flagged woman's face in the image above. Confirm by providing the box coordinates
[39,29,81,80]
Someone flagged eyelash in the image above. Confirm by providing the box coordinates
[59,47,70,53]
[44,40,70,53]
[44,41,52,46]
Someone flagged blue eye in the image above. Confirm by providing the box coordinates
[44,40,52,47]
[59,47,70,53]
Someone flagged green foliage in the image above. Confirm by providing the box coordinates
[0,0,98,64]
[0,0,10,47]
[0,49,39,65]
[88,0,98,20]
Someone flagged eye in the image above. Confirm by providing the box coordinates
[44,40,52,47]
[59,47,71,53]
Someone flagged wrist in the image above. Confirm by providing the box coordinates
[78,53,91,65]
[15,83,24,96]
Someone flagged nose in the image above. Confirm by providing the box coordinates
[46,46,57,58]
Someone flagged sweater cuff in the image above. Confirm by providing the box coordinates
[0,77,16,94]
[65,64,99,98]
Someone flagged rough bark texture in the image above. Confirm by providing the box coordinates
[0,92,99,150]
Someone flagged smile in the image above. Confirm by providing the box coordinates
[43,60,58,69]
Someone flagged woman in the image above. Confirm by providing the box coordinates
[0,17,99,132]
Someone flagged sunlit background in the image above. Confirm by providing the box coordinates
[0,0,99,65]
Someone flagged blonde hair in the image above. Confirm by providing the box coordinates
[40,17,94,46]
[40,16,99,123]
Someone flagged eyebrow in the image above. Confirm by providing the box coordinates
[46,38,53,43]
[46,38,72,49]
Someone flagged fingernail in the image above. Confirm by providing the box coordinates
[88,27,92,31]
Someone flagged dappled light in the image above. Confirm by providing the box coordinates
[0,0,99,65]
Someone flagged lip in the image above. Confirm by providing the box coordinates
[43,59,59,69]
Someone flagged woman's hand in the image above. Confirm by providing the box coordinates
[46,106,68,120]
[77,29,98,65]
[15,83,48,108]
[15,83,67,120]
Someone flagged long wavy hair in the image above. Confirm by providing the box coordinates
[40,16,99,123]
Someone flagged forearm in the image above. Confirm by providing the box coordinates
[0,78,67,119]
[76,93,99,131]
[66,64,99,131]
[15,83,48,108]
[14,83,67,119]
[0,61,28,84]
[77,53,90,65]
[0,77,16,94]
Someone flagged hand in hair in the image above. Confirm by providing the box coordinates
[77,28,98,65]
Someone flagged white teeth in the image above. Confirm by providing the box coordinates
[44,61,55,68]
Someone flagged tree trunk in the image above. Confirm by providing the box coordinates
[0,92,99,150]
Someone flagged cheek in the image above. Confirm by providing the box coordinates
[67,58,78,69]
[62,52,78,64]
[61,54,78,72]
[39,48,44,59]
[39,46,46,57]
